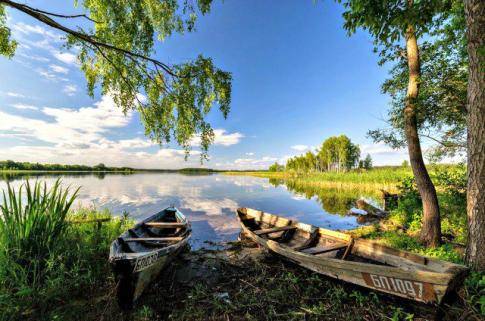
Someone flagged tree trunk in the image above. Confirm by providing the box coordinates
[464,0,485,271]
[404,24,441,247]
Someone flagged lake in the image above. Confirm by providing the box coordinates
[0,172,382,249]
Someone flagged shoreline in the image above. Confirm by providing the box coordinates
[29,240,474,321]
[1,206,480,321]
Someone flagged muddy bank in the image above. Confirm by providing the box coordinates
[82,239,473,321]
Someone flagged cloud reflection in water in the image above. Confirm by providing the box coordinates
[0,173,378,249]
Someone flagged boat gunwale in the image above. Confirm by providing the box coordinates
[236,207,467,286]
[109,207,191,262]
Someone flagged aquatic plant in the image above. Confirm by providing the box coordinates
[0,180,79,287]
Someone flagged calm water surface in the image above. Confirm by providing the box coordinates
[0,173,381,249]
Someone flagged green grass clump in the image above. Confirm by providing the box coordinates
[0,181,133,321]
[0,180,79,289]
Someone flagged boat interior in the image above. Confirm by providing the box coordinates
[115,208,190,255]
[238,208,352,259]
[237,208,462,274]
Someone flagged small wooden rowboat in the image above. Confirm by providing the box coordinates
[236,208,468,304]
[109,207,190,308]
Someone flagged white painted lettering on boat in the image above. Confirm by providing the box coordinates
[134,252,159,272]
[362,273,436,302]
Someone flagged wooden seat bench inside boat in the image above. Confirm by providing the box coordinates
[300,242,348,255]
[118,211,190,253]
[240,212,350,258]
[124,237,184,242]
[109,207,191,309]
[254,225,296,235]
[236,207,469,305]
[144,222,186,228]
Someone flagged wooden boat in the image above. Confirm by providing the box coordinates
[236,208,468,304]
[109,207,190,308]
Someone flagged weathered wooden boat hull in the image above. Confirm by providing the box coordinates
[109,208,190,308]
[236,208,468,304]
[111,237,189,308]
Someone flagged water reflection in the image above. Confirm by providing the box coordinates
[269,178,382,216]
[0,173,379,249]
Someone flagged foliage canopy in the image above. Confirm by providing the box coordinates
[0,0,231,159]
[337,0,467,161]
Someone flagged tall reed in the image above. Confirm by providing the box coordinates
[0,180,79,287]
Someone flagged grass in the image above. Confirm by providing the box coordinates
[0,180,133,321]
[56,241,481,321]
[1,168,483,321]
[0,207,133,321]
[225,164,464,194]
[224,167,413,193]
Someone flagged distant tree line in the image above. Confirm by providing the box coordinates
[269,135,373,173]
[268,162,285,172]
[0,160,134,172]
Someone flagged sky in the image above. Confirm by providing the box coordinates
[0,0,412,170]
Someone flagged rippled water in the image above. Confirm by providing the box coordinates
[0,172,382,249]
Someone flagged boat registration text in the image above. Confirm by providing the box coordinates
[134,252,159,272]
[362,273,436,302]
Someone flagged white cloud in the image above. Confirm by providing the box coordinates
[118,138,155,149]
[214,129,244,146]
[36,68,69,82]
[63,84,78,96]
[190,129,244,147]
[6,92,25,98]
[11,103,38,111]
[11,22,79,68]
[0,94,207,169]
[360,142,406,156]
[49,64,69,74]
[0,94,130,147]
[11,22,62,42]
[234,156,277,168]
[245,152,254,156]
[17,52,50,62]
[360,142,408,166]
[53,52,78,65]
[291,145,309,151]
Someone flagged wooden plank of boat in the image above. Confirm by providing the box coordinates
[254,225,296,235]
[124,237,184,242]
[236,207,468,305]
[109,207,191,309]
[300,243,348,255]
[144,222,186,228]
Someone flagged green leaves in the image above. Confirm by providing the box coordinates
[138,55,231,159]
[0,4,17,57]
[337,0,467,160]
[2,0,232,159]
[367,1,467,161]
[71,0,233,159]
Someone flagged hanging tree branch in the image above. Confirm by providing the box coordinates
[0,0,232,159]
[15,3,102,24]
[0,0,178,77]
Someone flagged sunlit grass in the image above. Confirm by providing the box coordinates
[0,180,134,320]
[0,180,79,288]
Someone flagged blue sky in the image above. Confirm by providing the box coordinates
[0,0,410,169]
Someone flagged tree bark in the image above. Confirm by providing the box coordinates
[464,0,485,271]
[404,23,442,247]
